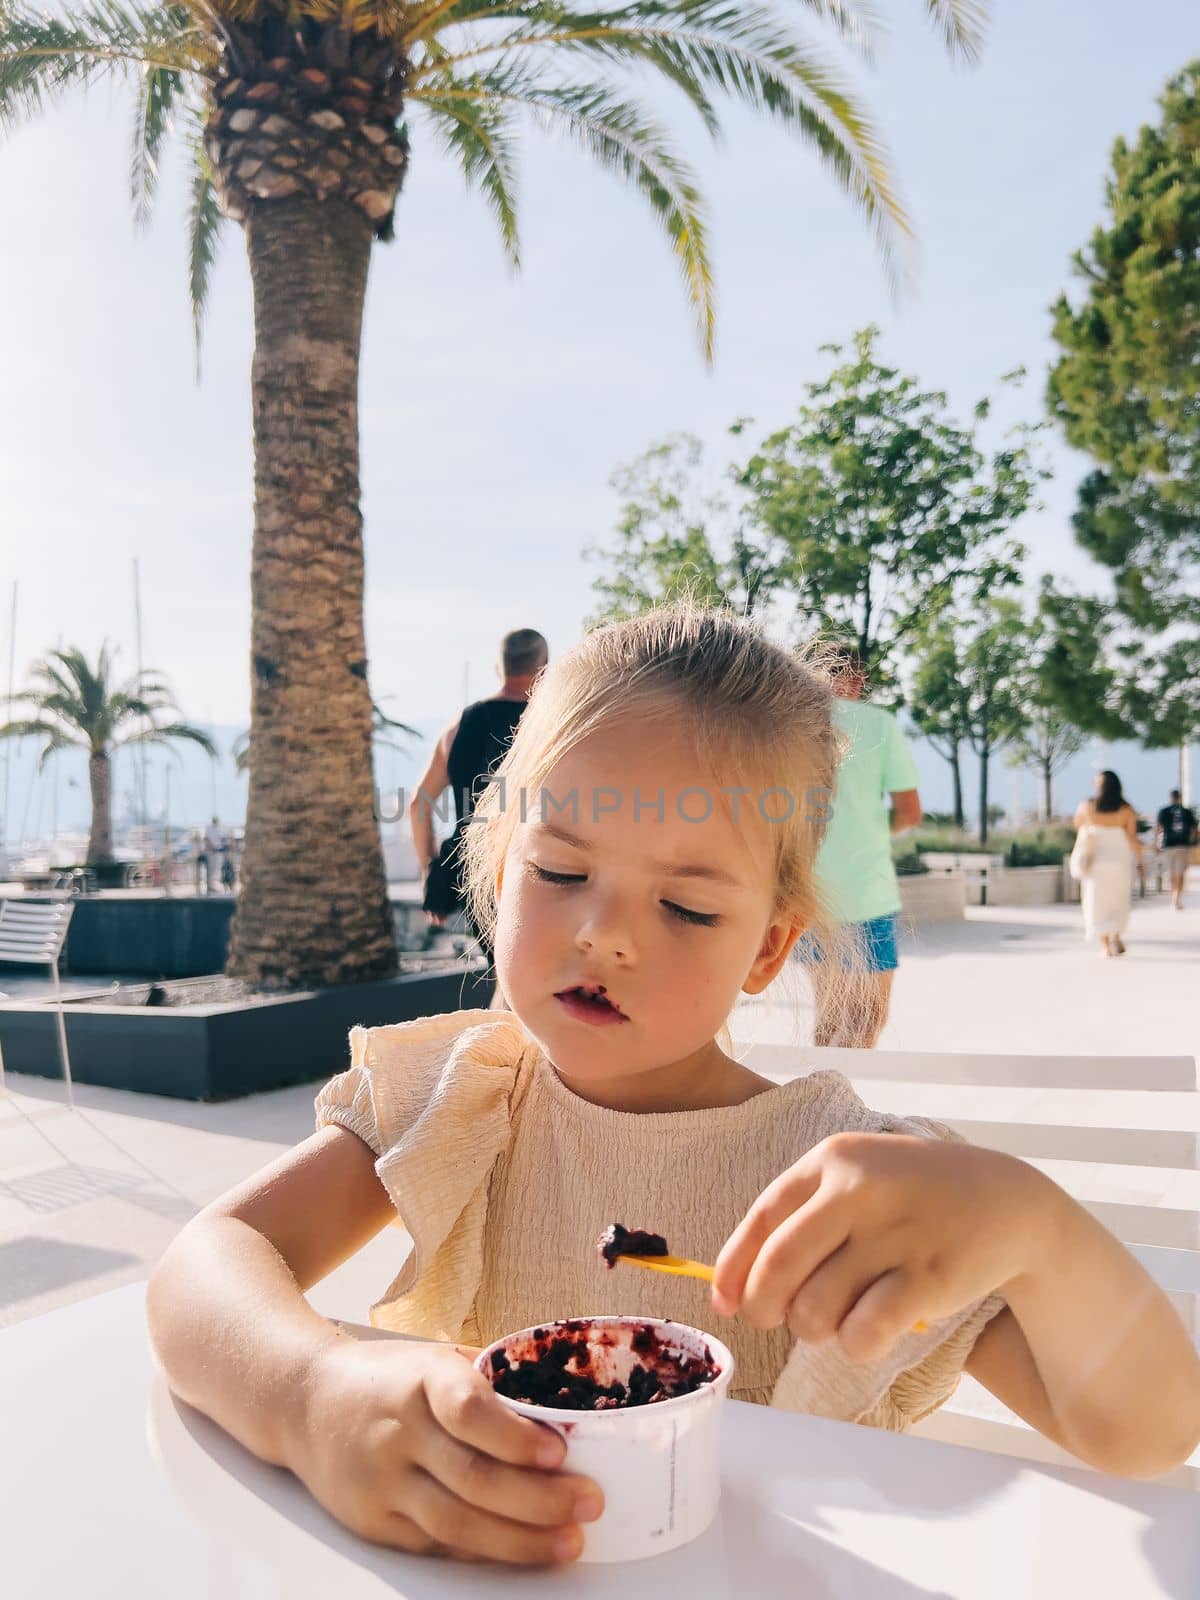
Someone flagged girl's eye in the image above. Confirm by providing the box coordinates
[664,902,722,929]
[529,864,584,885]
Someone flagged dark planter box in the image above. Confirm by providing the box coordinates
[0,964,492,1100]
[63,894,237,977]
[51,892,434,977]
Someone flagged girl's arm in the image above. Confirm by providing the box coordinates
[713,1135,1200,1480]
[147,1126,600,1563]
[1125,807,1143,864]
[147,1124,396,1464]
[963,1177,1200,1478]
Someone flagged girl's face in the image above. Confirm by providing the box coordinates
[492,718,803,1105]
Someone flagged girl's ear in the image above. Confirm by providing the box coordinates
[742,913,805,996]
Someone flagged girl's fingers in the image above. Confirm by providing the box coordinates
[784,1236,908,1345]
[417,1427,603,1529]
[738,1195,850,1330]
[424,1356,565,1470]
[712,1156,825,1314]
[836,1268,925,1365]
[399,1470,582,1566]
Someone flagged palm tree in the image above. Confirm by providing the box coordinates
[231,698,420,772]
[0,645,216,864]
[0,0,985,989]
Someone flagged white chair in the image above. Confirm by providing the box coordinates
[0,897,76,1106]
[731,1039,1200,1488]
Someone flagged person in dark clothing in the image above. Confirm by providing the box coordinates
[409,628,549,1002]
[1155,788,1198,911]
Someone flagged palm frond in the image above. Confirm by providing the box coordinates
[372,699,422,741]
[0,0,199,131]
[413,4,907,283]
[185,106,225,367]
[0,716,64,742]
[419,87,522,265]
[413,69,715,352]
[33,727,88,771]
[117,720,217,757]
[403,0,874,54]
[131,59,182,227]
[924,0,987,63]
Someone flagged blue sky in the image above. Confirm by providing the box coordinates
[1,0,1196,816]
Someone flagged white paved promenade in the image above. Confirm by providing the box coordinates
[0,892,1195,1330]
[739,894,1200,1063]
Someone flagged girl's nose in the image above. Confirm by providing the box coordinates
[575,904,632,963]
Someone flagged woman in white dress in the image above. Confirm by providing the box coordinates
[1072,771,1143,957]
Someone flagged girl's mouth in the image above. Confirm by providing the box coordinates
[554,986,630,1026]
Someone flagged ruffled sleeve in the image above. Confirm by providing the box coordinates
[314,1008,535,1340]
[770,1089,1007,1429]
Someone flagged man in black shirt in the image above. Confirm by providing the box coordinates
[409,628,549,998]
[1155,788,1198,910]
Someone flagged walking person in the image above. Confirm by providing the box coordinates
[195,816,226,895]
[410,629,549,1003]
[800,645,923,1047]
[1071,771,1142,957]
[220,830,238,892]
[1155,788,1197,911]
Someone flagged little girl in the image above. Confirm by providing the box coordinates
[149,602,1200,1567]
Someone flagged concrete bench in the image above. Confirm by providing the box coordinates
[730,1040,1200,1489]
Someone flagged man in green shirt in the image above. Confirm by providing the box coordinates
[803,646,923,1047]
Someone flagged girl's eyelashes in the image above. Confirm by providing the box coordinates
[527,862,721,928]
[528,864,585,886]
[664,902,722,928]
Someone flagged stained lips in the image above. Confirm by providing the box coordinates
[555,984,629,1021]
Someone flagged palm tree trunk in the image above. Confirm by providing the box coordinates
[1041,757,1053,822]
[226,196,397,990]
[87,750,114,863]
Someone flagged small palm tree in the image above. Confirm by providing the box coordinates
[0,645,216,864]
[0,0,985,988]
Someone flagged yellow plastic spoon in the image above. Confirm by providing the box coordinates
[610,1247,928,1333]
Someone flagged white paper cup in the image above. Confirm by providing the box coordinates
[476,1315,733,1563]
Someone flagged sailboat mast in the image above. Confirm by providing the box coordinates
[2,580,16,861]
[133,558,148,826]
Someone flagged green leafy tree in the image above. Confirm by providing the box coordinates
[1048,61,1200,801]
[732,328,1039,690]
[1119,637,1200,794]
[1048,62,1200,623]
[1031,581,1125,741]
[0,645,215,864]
[584,434,794,625]
[1008,583,1094,819]
[1,0,985,988]
[906,614,970,828]
[1030,583,1198,798]
[954,596,1029,843]
[589,331,1039,679]
[1012,702,1085,824]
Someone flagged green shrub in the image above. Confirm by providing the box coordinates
[896,822,1075,865]
[894,849,929,876]
[1005,841,1064,868]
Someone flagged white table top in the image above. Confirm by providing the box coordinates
[3,1283,1197,1599]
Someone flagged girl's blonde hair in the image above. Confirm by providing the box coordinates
[460,596,867,1047]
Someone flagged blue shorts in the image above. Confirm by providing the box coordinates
[796,913,899,974]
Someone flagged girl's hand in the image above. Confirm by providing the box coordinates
[712,1132,1045,1363]
[290,1339,604,1564]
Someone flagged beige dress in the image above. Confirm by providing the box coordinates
[1075,801,1137,941]
[315,1008,1006,1431]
